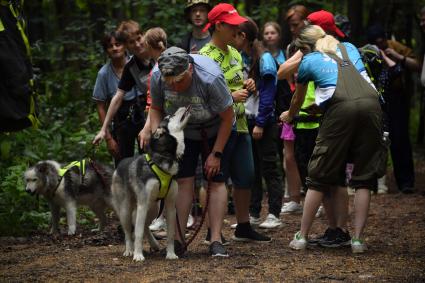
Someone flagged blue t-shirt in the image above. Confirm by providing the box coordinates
[297,42,370,106]
[150,54,233,140]
[92,62,139,102]
[274,49,286,65]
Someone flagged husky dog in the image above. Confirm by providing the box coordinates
[24,160,113,235]
[112,106,191,262]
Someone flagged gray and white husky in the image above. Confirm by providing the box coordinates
[24,160,113,235]
[111,106,191,262]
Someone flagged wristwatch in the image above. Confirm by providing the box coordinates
[213,151,223,159]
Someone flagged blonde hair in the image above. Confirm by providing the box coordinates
[116,20,142,43]
[144,27,167,52]
[295,25,339,54]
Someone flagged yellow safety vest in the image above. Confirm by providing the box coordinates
[145,154,173,200]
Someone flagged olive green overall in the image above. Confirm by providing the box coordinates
[306,44,383,191]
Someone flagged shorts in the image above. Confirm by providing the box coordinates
[280,123,296,141]
[177,135,231,184]
[221,131,255,189]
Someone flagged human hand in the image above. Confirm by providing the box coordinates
[204,152,221,180]
[384,48,403,61]
[93,130,106,146]
[138,127,151,149]
[279,110,293,123]
[252,126,263,140]
[232,89,249,102]
[244,78,256,93]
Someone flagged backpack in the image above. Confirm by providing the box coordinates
[0,1,39,132]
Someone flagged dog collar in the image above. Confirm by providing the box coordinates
[145,154,173,200]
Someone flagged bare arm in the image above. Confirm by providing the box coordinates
[205,106,234,179]
[95,101,119,157]
[279,83,308,123]
[92,89,125,145]
[277,50,303,80]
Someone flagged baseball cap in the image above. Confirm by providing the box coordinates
[158,47,191,77]
[307,10,345,38]
[202,3,247,32]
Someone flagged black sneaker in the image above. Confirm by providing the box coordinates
[319,227,351,248]
[209,241,229,257]
[204,228,229,246]
[308,227,336,246]
[233,222,272,243]
[174,240,187,257]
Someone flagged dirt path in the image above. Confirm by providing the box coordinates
[1,163,425,282]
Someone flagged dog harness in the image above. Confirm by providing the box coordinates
[58,160,87,177]
[145,154,173,200]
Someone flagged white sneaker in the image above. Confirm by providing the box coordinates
[347,186,355,195]
[351,238,368,254]
[315,205,324,218]
[259,214,282,229]
[280,201,303,215]
[149,215,166,231]
[230,223,237,229]
[249,216,262,226]
[377,176,388,194]
[289,231,307,250]
[187,214,194,228]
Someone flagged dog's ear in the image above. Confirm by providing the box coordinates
[36,162,49,173]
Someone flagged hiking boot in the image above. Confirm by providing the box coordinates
[149,215,166,231]
[203,228,229,246]
[280,201,303,215]
[308,227,336,246]
[259,214,283,229]
[249,215,262,227]
[233,222,271,242]
[209,241,229,257]
[319,227,351,248]
[289,231,307,250]
[351,238,367,254]
[174,240,186,257]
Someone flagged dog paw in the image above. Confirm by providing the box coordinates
[133,253,145,262]
[123,250,133,257]
[166,253,178,260]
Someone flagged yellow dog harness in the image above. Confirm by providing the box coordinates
[145,154,173,200]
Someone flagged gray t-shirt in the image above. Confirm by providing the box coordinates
[92,62,139,102]
[150,54,233,140]
[189,35,211,53]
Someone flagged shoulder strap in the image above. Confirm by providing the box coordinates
[337,43,350,62]
[129,60,149,95]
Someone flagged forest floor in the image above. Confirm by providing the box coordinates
[1,157,425,282]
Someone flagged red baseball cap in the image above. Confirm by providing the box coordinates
[307,10,345,38]
[202,3,247,32]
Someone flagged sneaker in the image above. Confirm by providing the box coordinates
[315,205,324,218]
[308,227,336,246]
[187,214,194,228]
[230,223,237,229]
[289,231,307,250]
[319,227,351,248]
[209,241,229,257]
[249,215,262,226]
[377,176,388,194]
[174,240,187,257]
[347,186,356,196]
[149,215,166,231]
[351,238,367,254]
[233,223,271,242]
[204,229,229,246]
[259,214,283,229]
[280,201,303,215]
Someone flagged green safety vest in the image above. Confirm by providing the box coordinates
[145,154,173,200]
[296,82,321,130]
